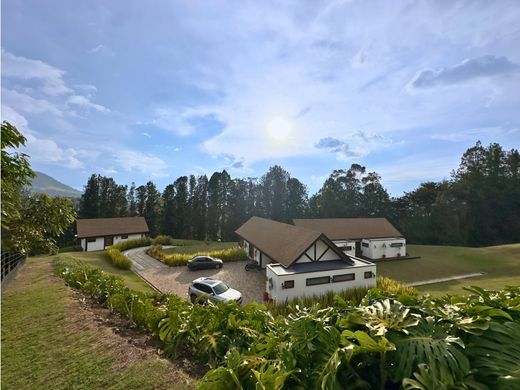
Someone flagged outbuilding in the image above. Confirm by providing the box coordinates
[235,216,376,302]
[293,218,406,260]
[76,217,149,252]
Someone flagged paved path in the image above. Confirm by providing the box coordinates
[124,246,170,271]
[124,247,266,303]
[408,272,486,287]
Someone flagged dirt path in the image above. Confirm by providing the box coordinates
[408,272,486,287]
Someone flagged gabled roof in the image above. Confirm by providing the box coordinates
[293,218,403,240]
[235,216,351,268]
[76,217,149,238]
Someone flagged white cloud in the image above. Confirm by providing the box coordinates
[3,89,64,116]
[2,50,109,119]
[142,132,151,138]
[113,149,170,178]
[2,105,84,169]
[2,49,72,96]
[67,95,109,112]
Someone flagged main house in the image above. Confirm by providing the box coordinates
[76,217,149,252]
[235,216,376,302]
[293,218,406,260]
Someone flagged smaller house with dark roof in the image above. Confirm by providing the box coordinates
[235,216,376,302]
[76,217,149,252]
[293,218,406,260]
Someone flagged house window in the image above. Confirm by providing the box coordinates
[362,242,369,248]
[121,235,128,239]
[332,273,355,283]
[283,280,294,289]
[306,276,330,286]
[87,238,96,243]
[364,271,374,279]
[390,242,403,247]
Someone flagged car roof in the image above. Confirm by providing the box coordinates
[193,277,221,286]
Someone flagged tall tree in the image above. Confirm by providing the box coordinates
[144,181,162,237]
[286,177,308,221]
[161,184,176,236]
[79,174,100,218]
[127,182,137,216]
[172,176,189,238]
[192,175,208,240]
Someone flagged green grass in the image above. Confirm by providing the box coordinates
[1,257,195,390]
[58,251,153,293]
[377,243,520,295]
[163,239,238,255]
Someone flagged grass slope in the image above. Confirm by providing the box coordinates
[163,239,238,255]
[1,257,195,390]
[59,251,153,292]
[377,243,520,295]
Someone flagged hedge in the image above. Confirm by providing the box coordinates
[146,245,247,267]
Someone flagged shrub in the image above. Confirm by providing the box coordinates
[105,247,132,270]
[152,235,175,245]
[103,237,153,270]
[147,246,247,267]
[112,237,152,251]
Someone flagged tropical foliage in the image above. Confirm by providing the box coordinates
[147,245,247,266]
[55,255,520,390]
[1,122,76,254]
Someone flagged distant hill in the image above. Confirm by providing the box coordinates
[28,172,82,198]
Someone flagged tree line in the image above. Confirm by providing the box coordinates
[78,141,519,247]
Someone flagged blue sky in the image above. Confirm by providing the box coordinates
[2,1,520,195]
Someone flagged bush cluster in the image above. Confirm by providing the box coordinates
[151,235,176,245]
[54,255,520,390]
[146,245,247,267]
[104,237,153,270]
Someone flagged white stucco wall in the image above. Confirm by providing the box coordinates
[266,262,377,302]
[82,233,144,252]
[332,240,356,257]
[361,238,406,259]
[82,237,104,252]
[113,233,143,245]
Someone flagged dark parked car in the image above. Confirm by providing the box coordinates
[187,255,223,271]
[188,277,242,304]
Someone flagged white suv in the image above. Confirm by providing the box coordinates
[188,277,242,304]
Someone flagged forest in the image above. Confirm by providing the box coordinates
[77,141,520,247]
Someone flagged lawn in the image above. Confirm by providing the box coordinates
[1,257,196,390]
[56,251,153,293]
[163,239,239,255]
[377,243,520,295]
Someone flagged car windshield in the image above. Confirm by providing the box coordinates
[212,282,229,295]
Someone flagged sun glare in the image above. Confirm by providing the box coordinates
[266,117,293,142]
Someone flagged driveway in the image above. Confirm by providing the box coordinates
[124,247,266,304]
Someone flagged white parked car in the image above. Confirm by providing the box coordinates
[188,277,242,304]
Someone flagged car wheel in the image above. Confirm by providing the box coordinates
[215,264,219,269]
[218,264,223,269]
[190,294,197,304]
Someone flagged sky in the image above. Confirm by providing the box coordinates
[2,0,520,196]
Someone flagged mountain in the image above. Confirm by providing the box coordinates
[28,171,82,198]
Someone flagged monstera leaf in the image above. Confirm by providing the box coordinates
[387,317,470,387]
[467,321,520,389]
[403,364,488,390]
[345,299,420,336]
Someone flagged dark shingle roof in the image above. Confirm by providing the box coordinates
[235,216,350,267]
[293,218,403,240]
[76,217,149,238]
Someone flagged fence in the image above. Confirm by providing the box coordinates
[1,251,26,284]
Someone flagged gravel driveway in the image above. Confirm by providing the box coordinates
[125,247,266,304]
